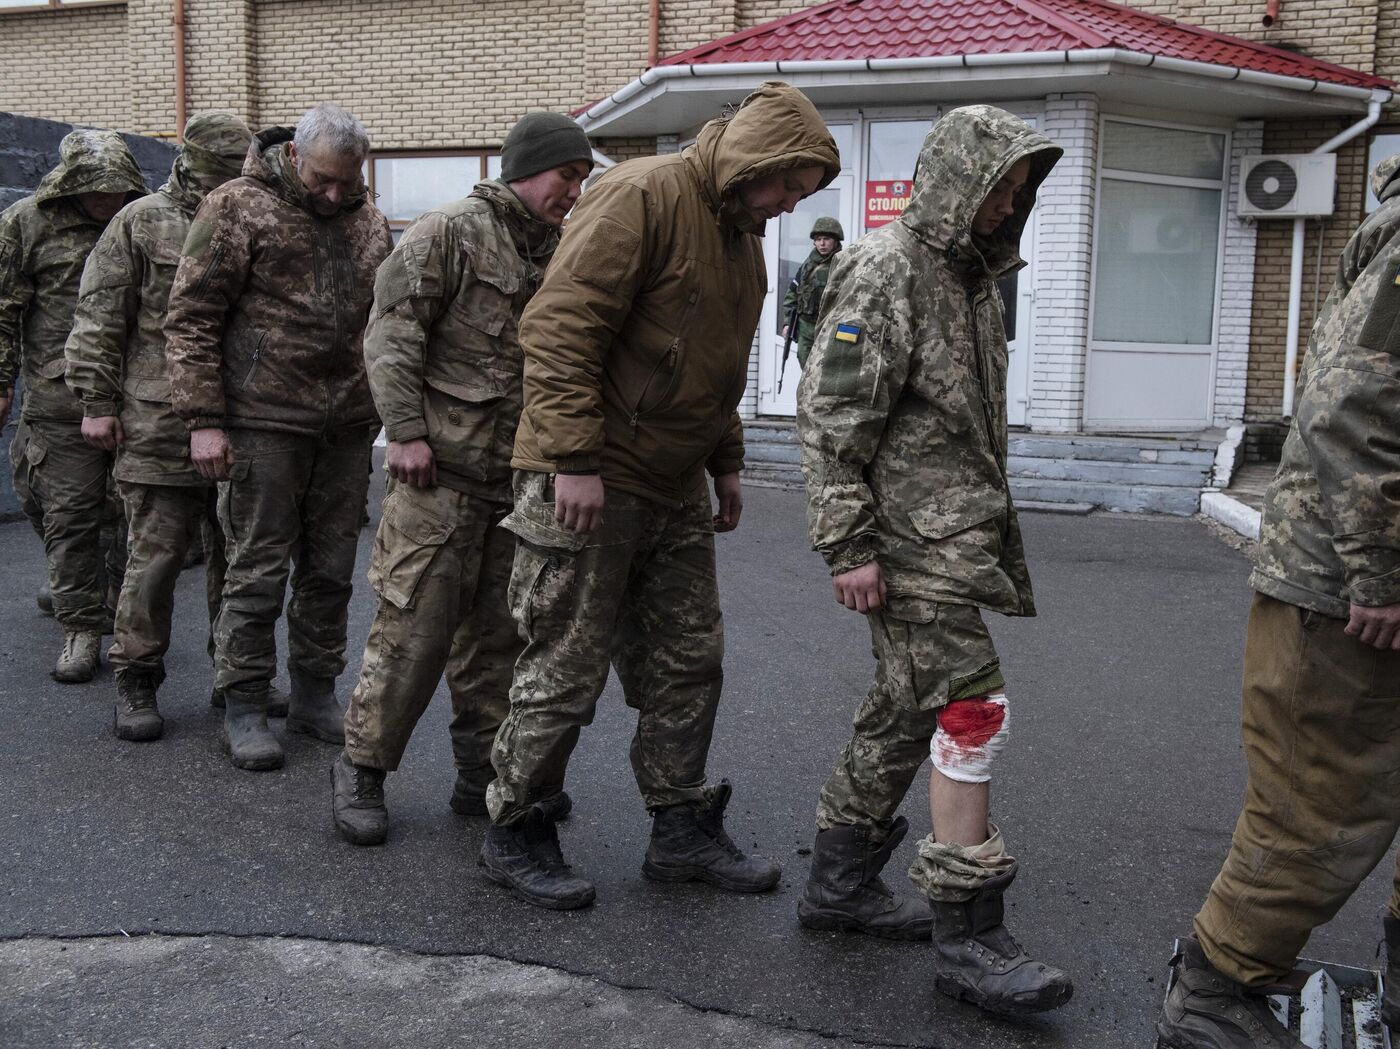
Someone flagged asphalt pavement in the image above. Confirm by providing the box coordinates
[1,479,1394,1048]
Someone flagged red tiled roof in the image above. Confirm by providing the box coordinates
[657,0,1392,91]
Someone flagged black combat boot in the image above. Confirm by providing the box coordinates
[449,774,574,822]
[1156,939,1303,1049]
[479,805,596,910]
[1383,914,1400,1032]
[929,867,1073,1015]
[331,751,388,846]
[286,670,345,744]
[223,685,284,771]
[798,816,931,939]
[113,669,164,742]
[211,682,289,718]
[642,780,781,893]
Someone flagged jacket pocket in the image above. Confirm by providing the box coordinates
[238,331,267,390]
[39,355,68,380]
[422,375,504,480]
[367,486,453,610]
[908,488,1008,542]
[453,281,514,339]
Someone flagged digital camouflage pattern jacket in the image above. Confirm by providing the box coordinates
[65,113,251,486]
[0,129,147,422]
[512,81,840,507]
[365,179,557,502]
[782,246,840,366]
[797,106,1061,617]
[164,126,392,436]
[1251,154,1400,618]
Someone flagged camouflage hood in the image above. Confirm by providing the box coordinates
[242,125,369,216]
[1371,152,1400,205]
[33,129,147,210]
[688,81,840,234]
[901,105,1061,278]
[167,110,253,209]
[471,178,558,262]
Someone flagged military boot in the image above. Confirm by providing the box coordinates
[113,669,163,742]
[1156,939,1304,1049]
[1382,914,1400,1031]
[286,670,345,744]
[211,683,289,718]
[222,685,284,771]
[798,816,931,940]
[929,867,1073,1015]
[53,629,101,683]
[479,805,596,910]
[449,774,575,821]
[330,751,387,846]
[642,780,781,893]
[36,583,53,617]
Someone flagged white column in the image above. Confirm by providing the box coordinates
[1213,120,1263,426]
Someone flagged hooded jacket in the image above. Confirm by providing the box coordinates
[65,113,252,486]
[511,82,840,506]
[164,126,392,436]
[0,129,147,422]
[1250,154,1400,618]
[798,106,1061,616]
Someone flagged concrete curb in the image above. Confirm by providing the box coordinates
[1200,490,1261,540]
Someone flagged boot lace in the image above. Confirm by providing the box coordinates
[351,767,384,804]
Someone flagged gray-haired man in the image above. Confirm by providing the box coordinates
[165,103,392,771]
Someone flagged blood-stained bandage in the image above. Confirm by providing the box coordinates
[930,692,1010,784]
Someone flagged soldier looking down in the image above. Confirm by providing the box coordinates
[797,106,1073,1016]
[164,104,392,773]
[331,113,594,847]
[781,216,843,369]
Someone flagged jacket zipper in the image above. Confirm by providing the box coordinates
[240,332,266,389]
[190,244,225,301]
[966,286,1009,478]
[629,289,700,434]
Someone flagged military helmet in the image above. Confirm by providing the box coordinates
[810,216,844,241]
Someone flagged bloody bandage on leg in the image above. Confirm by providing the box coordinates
[930,692,1010,784]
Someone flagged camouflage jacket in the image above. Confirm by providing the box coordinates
[798,106,1061,617]
[512,82,840,507]
[782,247,839,360]
[1251,154,1400,618]
[0,130,146,423]
[366,180,557,502]
[164,127,392,436]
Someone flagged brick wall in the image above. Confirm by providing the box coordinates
[0,5,131,129]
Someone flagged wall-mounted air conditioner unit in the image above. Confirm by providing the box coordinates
[1238,154,1336,218]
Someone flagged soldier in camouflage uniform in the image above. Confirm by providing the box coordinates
[330,113,593,847]
[781,216,843,368]
[165,104,391,772]
[479,82,840,911]
[1157,156,1400,1049]
[65,112,254,743]
[0,130,147,683]
[797,106,1072,1016]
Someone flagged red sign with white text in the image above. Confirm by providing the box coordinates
[865,180,912,229]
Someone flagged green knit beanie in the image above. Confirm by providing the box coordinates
[500,112,592,183]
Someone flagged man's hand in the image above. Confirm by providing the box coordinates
[833,560,887,613]
[713,472,743,532]
[1346,602,1400,650]
[781,325,790,339]
[190,427,234,482]
[0,388,12,428]
[554,472,605,533]
[81,415,124,451]
[386,438,437,488]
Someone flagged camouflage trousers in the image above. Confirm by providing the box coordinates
[10,418,127,629]
[816,599,1014,902]
[487,471,724,825]
[109,480,224,678]
[214,427,373,693]
[343,482,518,778]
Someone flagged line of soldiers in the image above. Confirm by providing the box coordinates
[3,84,1398,1047]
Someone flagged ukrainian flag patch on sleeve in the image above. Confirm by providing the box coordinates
[834,322,862,343]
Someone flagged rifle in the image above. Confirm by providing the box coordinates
[777,276,800,394]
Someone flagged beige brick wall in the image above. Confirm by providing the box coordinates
[0,4,130,129]
[1133,0,1380,72]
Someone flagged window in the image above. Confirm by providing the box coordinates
[1366,131,1400,213]
[367,152,501,235]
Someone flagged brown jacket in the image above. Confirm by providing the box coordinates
[512,82,839,505]
[164,127,392,436]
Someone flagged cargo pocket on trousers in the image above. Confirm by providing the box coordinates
[872,610,948,714]
[499,473,588,553]
[368,488,453,610]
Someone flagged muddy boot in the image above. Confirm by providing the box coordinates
[331,751,387,846]
[286,670,345,744]
[479,805,595,910]
[798,816,931,940]
[53,629,101,683]
[113,669,163,742]
[222,686,284,771]
[212,682,289,718]
[642,780,781,893]
[450,775,574,821]
[1156,939,1303,1048]
[1383,914,1400,1031]
[36,584,53,617]
[929,867,1073,1015]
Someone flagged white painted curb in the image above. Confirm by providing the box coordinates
[1200,490,1261,540]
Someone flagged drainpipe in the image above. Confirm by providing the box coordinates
[1281,95,1383,417]
[648,0,660,67]
[173,0,188,139]
[1262,0,1280,28]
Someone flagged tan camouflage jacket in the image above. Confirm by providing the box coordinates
[798,106,1061,617]
[0,130,147,423]
[366,180,557,502]
[512,82,840,507]
[164,127,392,436]
[1251,154,1400,618]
